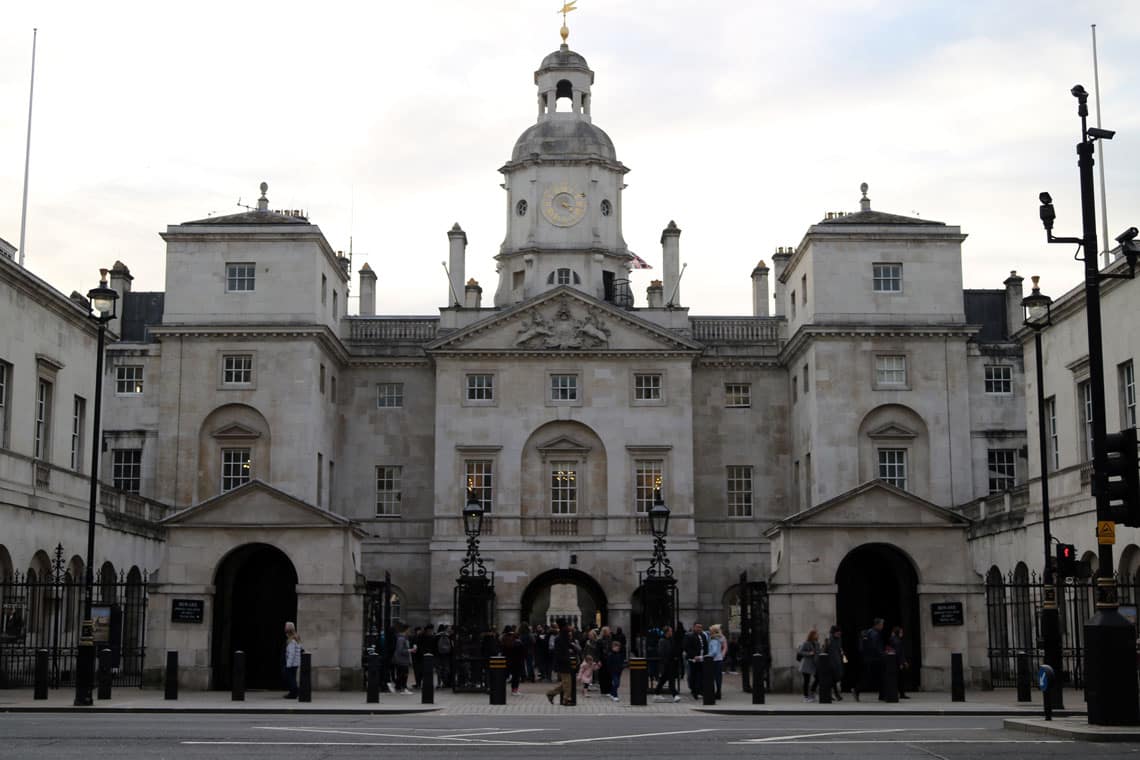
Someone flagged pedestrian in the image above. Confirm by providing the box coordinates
[797,627,820,702]
[520,623,536,683]
[708,623,726,699]
[393,623,413,695]
[683,622,708,699]
[825,625,845,701]
[890,625,910,699]
[502,625,526,695]
[282,621,301,699]
[577,653,600,695]
[596,626,613,695]
[606,639,625,702]
[546,622,574,705]
[534,624,549,681]
[854,617,885,702]
[653,626,682,702]
[435,624,452,688]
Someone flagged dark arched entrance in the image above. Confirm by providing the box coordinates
[520,569,607,628]
[836,543,921,692]
[212,543,298,690]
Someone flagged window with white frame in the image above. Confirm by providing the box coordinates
[115,366,144,395]
[1079,381,1093,462]
[873,263,902,292]
[375,465,402,516]
[222,354,253,385]
[875,355,907,387]
[0,360,10,447]
[634,460,663,513]
[71,396,85,471]
[987,449,1017,494]
[546,268,581,285]
[465,460,494,512]
[725,383,751,408]
[550,373,578,402]
[633,373,662,402]
[466,373,494,402]
[550,462,578,515]
[726,465,753,517]
[556,268,572,286]
[221,448,251,492]
[112,449,142,494]
[877,448,907,490]
[985,365,1013,394]
[34,378,52,460]
[225,262,255,292]
[377,382,404,408]
[1046,396,1059,472]
[1121,360,1136,428]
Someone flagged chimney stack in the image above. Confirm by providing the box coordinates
[1003,270,1024,338]
[465,278,483,308]
[771,247,792,317]
[646,279,664,308]
[358,263,376,316]
[751,260,770,317]
[859,182,871,212]
[447,223,467,307]
[108,260,132,337]
[661,220,681,307]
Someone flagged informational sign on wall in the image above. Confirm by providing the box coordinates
[931,601,964,626]
[171,599,204,624]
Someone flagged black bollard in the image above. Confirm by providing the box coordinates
[951,652,966,702]
[299,652,312,702]
[33,649,48,700]
[164,651,178,700]
[567,655,578,706]
[97,648,112,700]
[817,652,833,704]
[629,657,647,706]
[1016,651,1031,702]
[751,653,765,704]
[421,654,434,704]
[881,656,899,703]
[489,656,507,705]
[742,653,752,693]
[702,656,717,705]
[367,650,380,703]
[232,650,245,701]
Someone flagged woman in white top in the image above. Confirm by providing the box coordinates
[708,624,726,700]
[283,621,301,699]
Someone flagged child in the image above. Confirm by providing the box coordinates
[577,654,600,695]
[605,640,625,702]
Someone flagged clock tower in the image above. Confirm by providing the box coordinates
[493,42,634,307]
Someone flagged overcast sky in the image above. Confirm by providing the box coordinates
[2,1,1139,315]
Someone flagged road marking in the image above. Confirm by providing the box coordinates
[729,740,1071,745]
[436,728,551,739]
[550,728,718,745]
[740,729,907,743]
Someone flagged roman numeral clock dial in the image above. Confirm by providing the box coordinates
[542,182,587,227]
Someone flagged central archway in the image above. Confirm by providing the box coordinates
[835,543,921,692]
[211,543,298,690]
[520,569,608,629]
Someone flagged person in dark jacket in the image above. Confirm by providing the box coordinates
[653,626,682,702]
[825,625,845,700]
[854,617,884,702]
[545,623,574,705]
[605,639,625,702]
[889,626,910,699]
[682,623,708,699]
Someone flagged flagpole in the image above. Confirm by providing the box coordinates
[17,28,38,269]
[1092,23,1110,268]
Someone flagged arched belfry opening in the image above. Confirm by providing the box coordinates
[520,568,608,629]
[211,543,297,690]
[835,543,921,692]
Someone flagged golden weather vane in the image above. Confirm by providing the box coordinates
[558,1,578,44]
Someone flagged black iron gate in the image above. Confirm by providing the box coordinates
[452,575,495,692]
[737,572,770,693]
[985,569,1137,689]
[362,573,394,692]
[0,545,148,689]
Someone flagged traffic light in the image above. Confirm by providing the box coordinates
[1056,543,1078,578]
[1104,428,1140,527]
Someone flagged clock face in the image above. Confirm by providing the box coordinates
[541,182,587,227]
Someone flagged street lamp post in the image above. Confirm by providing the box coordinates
[646,490,673,581]
[453,489,494,692]
[1022,276,1063,710]
[1038,85,1139,725]
[74,269,118,707]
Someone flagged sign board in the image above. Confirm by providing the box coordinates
[930,601,964,627]
[91,605,112,643]
[1120,605,1138,628]
[171,598,205,624]
[1038,664,1054,692]
[1098,520,1116,545]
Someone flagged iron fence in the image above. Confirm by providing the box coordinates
[0,545,148,689]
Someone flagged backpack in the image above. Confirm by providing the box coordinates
[437,633,452,655]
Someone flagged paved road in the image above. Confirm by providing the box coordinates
[1,713,1135,758]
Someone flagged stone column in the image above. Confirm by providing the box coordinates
[447,224,467,307]
[661,221,681,307]
[358,264,376,316]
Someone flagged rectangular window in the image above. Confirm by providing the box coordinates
[317,452,323,507]
[0,360,10,447]
[556,268,572,286]
[321,273,327,305]
[332,291,338,318]
[792,375,798,403]
[873,263,902,292]
[115,365,144,395]
[71,396,85,471]
[987,449,1017,494]
[375,465,402,516]
[805,452,813,507]
[985,365,1013,394]
[790,292,796,319]
[328,460,335,506]
[512,271,524,290]
[34,379,52,461]
[878,448,907,490]
[634,373,662,402]
[550,373,578,402]
[801,274,807,304]
[222,354,253,385]
[726,465,753,517]
[1080,381,1093,462]
[466,373,494,402]
[221,448,251,492]
[725,383,751,408]
[377,382,404,408]
[803,364,810,393]
[465,460,494,513]
[550,462,578,515]
[875,355,907,387]
[634,460,663,514]
[1046,396,1059,472]
[225,262,255,292]
[112,449,142,494]
[1121,360,1137,429]
[319,364,326,394]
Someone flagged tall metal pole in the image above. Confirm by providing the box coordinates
[17,28,38,268]
[1034,328,1063,709]
[1091,25,1111,268]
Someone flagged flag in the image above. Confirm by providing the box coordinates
[630,252,653,270]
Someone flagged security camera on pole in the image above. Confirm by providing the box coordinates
[1037,85,1140,726]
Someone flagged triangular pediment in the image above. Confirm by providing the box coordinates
[537,434,592,457]
[211,422,262,440]
[867,423,917,440]
[427,288,703,354]
[162,479,357,529]
[766,480,970,534]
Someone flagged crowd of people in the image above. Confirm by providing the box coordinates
[795,618,910,703]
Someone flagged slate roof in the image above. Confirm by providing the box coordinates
[818,209,944,226]
[180,209,308,226]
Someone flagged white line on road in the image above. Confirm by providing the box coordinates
[549,728,719,745]
[741,729,908,743]
[729,740,1072,745]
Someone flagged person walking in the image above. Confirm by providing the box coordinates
[854,617,885,702]
[546,623,574,705]
[797,628,820,702]
[435,624,453,688]
[502,625,526,695]
[708,624,726,699]
[282,621,301,699]
[889,625,910,699]
[605,639,625,702]
[577,653,599,696]
[520,623,535,683]
[393,624,414,695]
[652,626,682,702]
[825,625,845,701]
